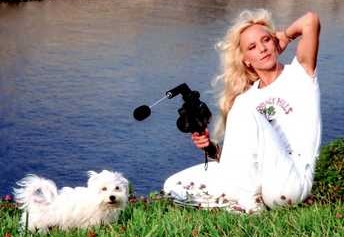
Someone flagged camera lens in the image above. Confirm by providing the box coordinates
[177,116,192,133]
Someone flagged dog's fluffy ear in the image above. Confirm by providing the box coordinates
[88,171,98,177]
[87,171,99,187]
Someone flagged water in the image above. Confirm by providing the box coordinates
[1,0,343,197]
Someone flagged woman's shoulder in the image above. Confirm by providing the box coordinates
[285,57,317,81]
[234,88,255,105]
[240,81,260,97]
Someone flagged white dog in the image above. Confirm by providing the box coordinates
[13,170,129,232]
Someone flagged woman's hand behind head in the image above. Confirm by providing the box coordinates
[274,31,290,54]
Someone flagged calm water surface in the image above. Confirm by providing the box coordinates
[0,0,343,196]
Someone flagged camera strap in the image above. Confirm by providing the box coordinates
[204,151,209,170]
[203,143,221,170]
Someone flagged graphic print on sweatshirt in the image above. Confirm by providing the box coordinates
[256,96,294,153]
[256,97,293,122]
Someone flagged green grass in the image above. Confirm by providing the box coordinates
[312,138,344,203]
[0,197,343,237]
[1,138,343,236]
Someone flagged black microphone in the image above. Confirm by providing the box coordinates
[133,105,151,121]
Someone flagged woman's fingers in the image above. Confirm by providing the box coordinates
[191,130,210,148]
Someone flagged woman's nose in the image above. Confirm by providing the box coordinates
[258,43,267,52]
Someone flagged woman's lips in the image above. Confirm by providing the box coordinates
[260,54,271,61]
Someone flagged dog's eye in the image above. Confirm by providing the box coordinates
[115,186,120,191]
[102,187,107,191]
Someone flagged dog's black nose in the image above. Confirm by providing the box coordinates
[109,195,116,202]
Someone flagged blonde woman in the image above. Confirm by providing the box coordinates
[164,9,321,213]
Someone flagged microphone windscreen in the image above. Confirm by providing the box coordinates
[133,105,151,121]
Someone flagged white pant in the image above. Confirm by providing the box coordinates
[164,105,314,212]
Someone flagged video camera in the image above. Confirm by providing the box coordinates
[133,83,219,162]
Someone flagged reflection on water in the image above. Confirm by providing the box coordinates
[0,0,343,196]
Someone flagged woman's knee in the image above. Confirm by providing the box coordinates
[261,182,304,208]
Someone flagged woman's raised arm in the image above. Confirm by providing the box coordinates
[285,12,321,75]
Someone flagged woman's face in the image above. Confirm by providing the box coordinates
[240,24,278,72]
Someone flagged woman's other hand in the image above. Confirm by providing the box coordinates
[191,129,210,149]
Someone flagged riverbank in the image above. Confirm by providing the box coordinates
[1,138,343,236]
[1,197,343,236]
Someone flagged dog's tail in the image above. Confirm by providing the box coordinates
[13,174,58,209]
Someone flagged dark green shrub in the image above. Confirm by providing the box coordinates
[312,138,344,202]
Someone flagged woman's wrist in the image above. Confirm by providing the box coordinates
[284,28,294,42]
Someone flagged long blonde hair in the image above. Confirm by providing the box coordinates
[212,9,276,143]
